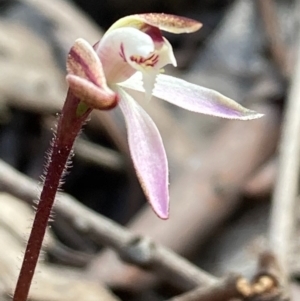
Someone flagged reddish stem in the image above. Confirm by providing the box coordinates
[13,91,92,301]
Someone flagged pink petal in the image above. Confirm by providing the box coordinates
[121,73,264,120]
[154,75,264,119]
[116,87,169,219]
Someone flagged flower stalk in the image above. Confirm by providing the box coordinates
[13,26,118,301]
[12,92,92,301]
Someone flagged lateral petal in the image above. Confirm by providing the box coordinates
[116,86,169,219]
[121,73,264,120]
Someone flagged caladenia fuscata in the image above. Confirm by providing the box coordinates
[12,13,263,301]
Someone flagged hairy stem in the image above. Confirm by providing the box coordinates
[13,91,91,301]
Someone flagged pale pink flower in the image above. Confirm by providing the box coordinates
[67,13,263,219]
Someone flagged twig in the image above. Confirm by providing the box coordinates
[167,252,287,301]
[0,159,217,291]
[165,275,241,301]
[256,251,284,287]
[268,6,300,290]
[74,138,125,172]
[243,157,277,198]
[257,0,289,77]
[47,242,93,267]
[252,250,288,301]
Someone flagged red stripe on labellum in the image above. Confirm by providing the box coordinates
[119,43,127,62]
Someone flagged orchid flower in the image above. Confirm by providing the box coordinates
[66,13,263,220]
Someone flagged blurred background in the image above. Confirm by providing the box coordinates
[0,0,299,300]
